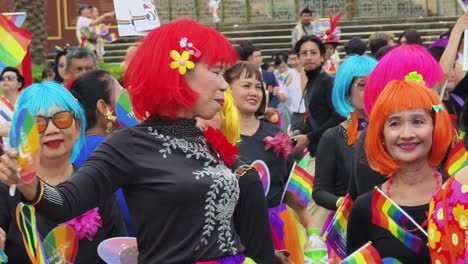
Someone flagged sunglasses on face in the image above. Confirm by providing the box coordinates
[35,111,75,133]
[0,75,17,82]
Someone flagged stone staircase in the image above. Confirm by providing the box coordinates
[102,16,458,64]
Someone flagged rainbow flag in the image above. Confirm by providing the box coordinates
[341,242,381,264]
[285,155,314,207]
[1,12,26,27]
[382,258,403,264]
[0,13,32,71]
[323,194,353,259]
[0,250,7,263]
[444,140,468,176]
[371,188,422,253]
[108,33,118,42]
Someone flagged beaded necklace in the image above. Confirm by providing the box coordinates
[385,169,441,233]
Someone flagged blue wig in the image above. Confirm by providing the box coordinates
[332,55,378,118]
[9,81,86,162]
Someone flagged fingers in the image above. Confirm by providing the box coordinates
[0,151,20,185]
[0,227,5,250]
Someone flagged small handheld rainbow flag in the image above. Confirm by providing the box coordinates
[371,187,424,253]
[284,156,314,207]
[340,242,381,264]
[323,194,353,259]
[43,225,79,263]
[0,13,32,71]
[444,140,468,176]
[14,109,40,183]
[108,33,118,42]
[0,250,7,263]
[115,90,140,127]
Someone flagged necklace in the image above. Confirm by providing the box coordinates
[385,169,441,233]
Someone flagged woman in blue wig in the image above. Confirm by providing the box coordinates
[313,55,377,211]
[0,81,126,264]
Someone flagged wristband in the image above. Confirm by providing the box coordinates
[335,197,344,208]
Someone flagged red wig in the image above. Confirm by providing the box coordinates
[125,19,238,120]
[365,80,455,176]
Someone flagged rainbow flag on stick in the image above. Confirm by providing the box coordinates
[1,12,26,27]
[282,151,314,207]
[0,13,31,71]
[444,140,468,176]
[371,187,424,253]
[340,242,381,264]
[323,194,353,259]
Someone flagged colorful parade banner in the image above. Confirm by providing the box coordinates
[113,0,160,36]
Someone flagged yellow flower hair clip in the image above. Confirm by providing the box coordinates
[405,71,425,84]
[169,50,195,75]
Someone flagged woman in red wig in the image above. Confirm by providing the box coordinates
[347,78,454,263]
[0,19,247,263]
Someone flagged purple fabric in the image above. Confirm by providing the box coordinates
[428,37,449,48]
[268,203,287,245]
[320,211,335,237]
[357,118,368,131]
[196,253,246,264]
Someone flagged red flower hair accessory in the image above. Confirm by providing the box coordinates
[263,132,293,159]
[203,126,239,166]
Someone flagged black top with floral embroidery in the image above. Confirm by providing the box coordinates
[24,118,244,263]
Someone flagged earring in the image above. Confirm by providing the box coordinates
[106,110,117,133]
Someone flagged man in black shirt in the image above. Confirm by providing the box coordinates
[290,35,344,156]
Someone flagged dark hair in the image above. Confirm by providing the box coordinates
[224,61,266,117]
[294,35,326,56]
[70,70,115,131]
[368,32,394,56]
[1,66,25,90]
[235,42,259,61]
[42,63,56,80]
[427,46,445,62]
[344,37,367,56]
[374,45,396,61]
[289,48,297,55]
[300,7,312,16]
[66,47,97,70]
[273,52,289,66]
[78,4,91,15]
[54,49,68,83]
[399,29,422,45]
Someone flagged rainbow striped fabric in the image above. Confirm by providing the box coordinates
[286,152,314,208]
[341,242,381,264]
[323,194,353,259]
[444,140,468,176]
[0,13,31,71]
[371,188,422,253]
[1,12,26,27]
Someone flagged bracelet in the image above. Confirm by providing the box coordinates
[336,197,344,208]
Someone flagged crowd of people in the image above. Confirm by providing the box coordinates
[0,5,467,264]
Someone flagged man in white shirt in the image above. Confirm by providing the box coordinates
[76,5,114,46]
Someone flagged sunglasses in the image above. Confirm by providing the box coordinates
[0,75,17,81]
[36,111,75,133]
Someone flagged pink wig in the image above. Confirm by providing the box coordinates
[125,19,238,120]
[364,44,443,115]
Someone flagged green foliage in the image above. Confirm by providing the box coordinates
[31,63,123,83]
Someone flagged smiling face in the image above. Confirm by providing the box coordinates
[230,70,263,116]
[383,108,433,166]
[38,107,81,162]
[185,63,228,119]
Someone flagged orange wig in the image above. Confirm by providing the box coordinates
[365,80,455,175]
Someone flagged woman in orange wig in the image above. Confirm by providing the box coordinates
[347,77,454,262]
